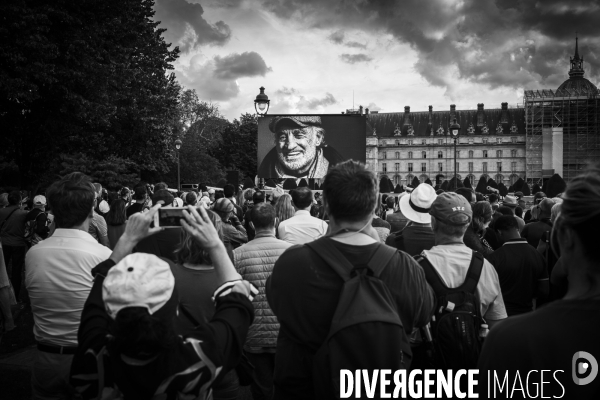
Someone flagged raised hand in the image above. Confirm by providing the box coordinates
[181,205,222,250]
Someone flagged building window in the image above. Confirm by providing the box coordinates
[456,150,460,158]
[394,175,401,185]
[422,139,426,145]
[497,162,502,172]
[456,162,459,172]
[469,150,473,158]
[483,150,488,158]
[497,150,502,158]
[408,151,413,158]
[438,139,443,145]
[383,152,387,159]
[422,151,427,159]
[382,163,387,173]
[422,163,427,172]
[395,151,399,159]
[438,163,443,172]
[438,151,443,158]
[395,140,400,146]
[511,149,517,157]
[483,162,488,173]
[497,138,502,144]
[395,163,399,172]
[511,137,517,143]
[483,138,488,144]
[468,162,473,172]
[511,161,517,171]
[408,140,413,145]
[408,163,413,172]
[468,139,474,145]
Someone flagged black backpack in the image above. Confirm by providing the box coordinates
[306,238,411,399]
[414,251,484,370]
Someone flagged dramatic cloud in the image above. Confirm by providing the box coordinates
[261,0,600,96]
[213,51,272,80]
[340,53,373,64]
[302,93,337,109]
[177,52,272,101]
[328,30,345,44]
[269,87,338,113]
[154,0,232,53]
[345,41,367,50]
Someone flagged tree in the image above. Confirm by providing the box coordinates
[463,177,472,189]
[532,183,541,195]
[449,176,463,190]
[475,176,488,194]
[521,183,531,196]
[487,178,498,190]
[394,184,404,193]
[441,180,449,191]
[513,178,525,192]
[411,176,420,188]
[379,176,392,193]
[508,185,514,192]
[265,179,277,188]
[546,174,566,198]
[283,179,297,190]
[298,179,309,187]
[542,179,549,195]
[242,177,254,190]
[1,0,181,186]
[211,113,258,182]
[59,153,139,190]
[425,178,433,186]
[498,183,508,197]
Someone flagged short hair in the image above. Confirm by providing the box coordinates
[488,193,499,203]
[475,192,485,202]
[133,185,148,201]
[7,190,21,205]
[152,189,174,206]
[251,202,276,230]
[496,206,515,216]
[515,206,523,218]
[215,191,224,201]
[223,184,235,198]
[185,192,197,206]
[47,172,96,228]
[455,187,474,203]
[253,191,266,204]
[291,187,313,209]
[495,215,519,232]
[155,182,168,191]
[432,216,469,238]
[322,160,377,222]
[386,196,395,208]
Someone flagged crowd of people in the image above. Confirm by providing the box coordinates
[0,160,599,399]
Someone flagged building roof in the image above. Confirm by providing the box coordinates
[366,106,525,138]
[557,36,598,94]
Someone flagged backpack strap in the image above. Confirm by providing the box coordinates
[306,237,397,281]
[458,251,484,294]
[415,251,484,295]
[414,254,449,294]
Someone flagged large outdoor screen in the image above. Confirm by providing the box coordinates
[257,114,367,179]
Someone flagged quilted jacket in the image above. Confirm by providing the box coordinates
[233,232,292,350]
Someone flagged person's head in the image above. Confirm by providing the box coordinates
[106,199,127,225]
[400,183,437,224]
[475,192,485,202]
[514,191,524,200]
[152,189,174,207]
[515,206,523,218]
[455,187,476,204]
[488,193,499,204]
[290,187,313,211]
[471,201,493,234]
[185,191,197,206]
[33,195,47,210]
[47,172,96,229]
[531,205,540,220]
[212,198,234,222]
[104,254,178,359]
[518,199,526,209]
[275,193,295,223]
[502,195,518,209]
[223,184,235,199]
[250,202,277,233]
[133,185,148,202]
[120,187,131,201]
[385,196,395,209]
[494,215,520,244]
[155,182,168,191]
[269,116,325,175]
[539,198,556,218]
[174,210,223,265]
[7,190,21,206]
[208,188,215,201]
[271,187,284,204]
[496,206,515,216]
[253,191,266,205]
[533,191,547,205]
[550,203,561,224]
[429,192,472,241]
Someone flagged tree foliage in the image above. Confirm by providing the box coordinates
[475,176,488,194]
[425,178,433,186]
[546,174,566,198]
[441,180,449,191]
[532,183,541,195]
[411,176,420,188]
[498,183,508,197]
[449,176,463,190]
[394,184,404,193]
[463,177,472,189]
[59,153,140,189]
[211,113,258,183]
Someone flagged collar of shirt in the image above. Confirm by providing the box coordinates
[254,231,276,239]
[52,228,98,243]
[294,210,311,217]
[502,238,528,246]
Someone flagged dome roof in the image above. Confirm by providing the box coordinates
[557,77,598,93]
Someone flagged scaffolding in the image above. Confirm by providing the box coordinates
[524,87,600,185]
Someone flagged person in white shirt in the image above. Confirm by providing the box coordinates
[277,187,328,245]
[25,172,112,399]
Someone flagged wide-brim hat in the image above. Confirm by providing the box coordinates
[269,116,322,133]
[399,183,437,224]
[503,195,518,207]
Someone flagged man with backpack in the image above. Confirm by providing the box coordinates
[414,192,506,370]
[266,160,435,400]
[24,195,51,248]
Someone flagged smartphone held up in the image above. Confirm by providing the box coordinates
[153,207,186,228]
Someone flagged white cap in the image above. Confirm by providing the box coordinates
[399,184,437,224]
[33,195,47,206]
[102,253,175,320]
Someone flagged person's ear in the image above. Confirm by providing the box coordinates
[557,226,575,256]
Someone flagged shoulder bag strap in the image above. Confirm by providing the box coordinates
[179,303,200,329]
[306,237,356,281]
[366,244,397,278]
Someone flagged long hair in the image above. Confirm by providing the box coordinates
[105,199,127,226]
[174,209,224,265]
[471,201,493,235]
[275,194,294,223]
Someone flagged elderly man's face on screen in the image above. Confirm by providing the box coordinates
[275,124,324,173]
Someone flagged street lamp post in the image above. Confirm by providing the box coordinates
[450,118,460,190]
[175,139,182,192]
[254,87,270,116]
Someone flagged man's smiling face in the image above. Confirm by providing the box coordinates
[275,125,323,174]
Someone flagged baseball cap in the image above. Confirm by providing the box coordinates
[430,192,472,226]
[400,184,437,224]
[503,195,518,207]
[33,195,46,206]
[514,191,524,198]
[213,198,234,213]
[269,116,322,133]
[102,253,175,320]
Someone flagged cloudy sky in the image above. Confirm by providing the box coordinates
[153,0,600,120]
